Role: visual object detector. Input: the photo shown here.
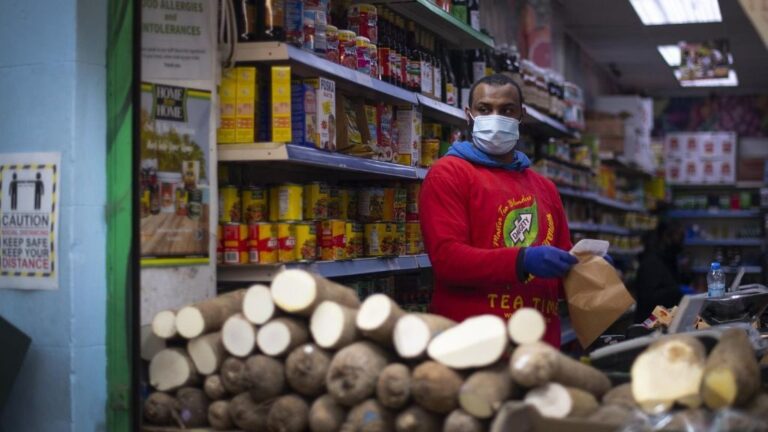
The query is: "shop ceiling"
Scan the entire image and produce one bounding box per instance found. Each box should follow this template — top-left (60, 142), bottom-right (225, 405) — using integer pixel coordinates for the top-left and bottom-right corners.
top-left (560, 0), bottom-right (768, 97)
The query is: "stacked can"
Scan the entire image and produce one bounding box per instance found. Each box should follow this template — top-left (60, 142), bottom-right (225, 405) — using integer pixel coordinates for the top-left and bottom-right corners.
top-left (406, 183), bottom-right (424, 254)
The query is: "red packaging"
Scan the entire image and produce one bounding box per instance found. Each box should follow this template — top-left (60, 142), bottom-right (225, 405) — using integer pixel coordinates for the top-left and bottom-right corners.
top-left (223, 223), bottom-right (248, 264)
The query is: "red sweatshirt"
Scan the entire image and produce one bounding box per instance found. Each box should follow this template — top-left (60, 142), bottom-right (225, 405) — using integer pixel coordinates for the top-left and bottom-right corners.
top-left (419, 155), bottom-right (572, 346)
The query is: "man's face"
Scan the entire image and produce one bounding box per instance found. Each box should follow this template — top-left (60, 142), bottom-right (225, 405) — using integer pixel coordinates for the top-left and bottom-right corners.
top-left (465, 83), bottom-right (524, 124)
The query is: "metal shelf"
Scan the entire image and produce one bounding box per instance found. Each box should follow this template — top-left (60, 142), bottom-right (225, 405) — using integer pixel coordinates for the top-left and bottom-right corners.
top-left (417, 94), bottom-right (466, 124)
top-left (524, 104), bottom-right (578, 139)
top-left (593, 195), bottom-right (646, 213)
top-left (218, 143), bottom-right (424, 180)
top-left (609, 248), bottom-right (643, 256)
top-left (568, 222), bottom-right (631, 236)
top-left (568, 222), bottom-right (600, 232)
top-left (692, 265), bottom-right (762, 274)
top-left (218, 254), bottom-right (432, 282)
top-left (684, 238), bottom-right (764, 247)
top-left (539, 155), bottom-right (595, 173)
top-left (667, 209), bottom-right (762, 219)
top-left (600, 156), bottom-right (653, 179)
top-left (557, 186), bottom-right (595, 201)
top-left (376, 0), bottom-right (494, 49)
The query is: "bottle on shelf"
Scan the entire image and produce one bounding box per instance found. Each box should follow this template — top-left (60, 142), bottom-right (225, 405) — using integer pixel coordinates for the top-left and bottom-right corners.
top-left (468, 0), bottom-right (481, 31)
top-left (388, 11), bottom-right (402, 88)
top-left (443, 48), bottom-right (458, 107)
top-left (460, 51), bottom-right (473, 108)
top-left (707, 262), bottom-right (725, 298)
top-left (407, 21), bottom-right (421, 93)
top-left (472, 49), bottom-right (486, 84)
top-left (484, 48), bottom-right (495, 77)
top-left (419, 30), bottom-right (434, 98)
top-left (432, 36), bottom-right (443, 102)
top-left (398, 17), bottom-right (410, 90)
top-left (451, 0), bottom-right (468, 25)
top-left (378, 9), bottom-right (392, 84)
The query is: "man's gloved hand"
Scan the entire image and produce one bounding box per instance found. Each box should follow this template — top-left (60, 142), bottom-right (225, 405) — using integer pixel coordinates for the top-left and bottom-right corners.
top-left (522, 246), bottom-right (578, 278)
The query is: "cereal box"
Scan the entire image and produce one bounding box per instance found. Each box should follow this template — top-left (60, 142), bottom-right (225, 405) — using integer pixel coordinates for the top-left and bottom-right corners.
top-left (395, 106), bottom-right (422, 166)
top-left (291, 80), bottom-right (316, 147)
top-left (218, 68), bottom-right (237, 144)
top-left (305, 77), bottom-right (336, 151)
top-left (271, 66), bottom-right (292, 143)
top-left (235, 67), bottom-right (257, 143)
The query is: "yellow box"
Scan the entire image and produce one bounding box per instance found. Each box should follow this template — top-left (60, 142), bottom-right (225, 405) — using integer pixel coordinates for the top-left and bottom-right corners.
top-left (218, 68), bottom-right (237, 144)
top-left (235, 67), bottom-right (257, 143)
top-left (271, 66), bottom-right (292, 143)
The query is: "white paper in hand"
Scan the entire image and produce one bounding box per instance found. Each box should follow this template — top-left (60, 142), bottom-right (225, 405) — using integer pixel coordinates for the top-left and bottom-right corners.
top-left (570, 239), bottom-right (609, 257)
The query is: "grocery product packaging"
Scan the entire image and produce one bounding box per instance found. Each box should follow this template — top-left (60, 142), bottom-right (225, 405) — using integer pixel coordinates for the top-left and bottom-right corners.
top-left (563, 239), bottom-right (635, 348)
top-left (395, 106), bottom-right (422, 166)
top-left (217, 68), bottom-right (237, 143)
top-left (336, 95), bottom-right (375, 157)
top-left (235, 67), bottom-right (258, 143)
top-left (291, 80), bottom-right (316, 148)
top-left (305, 77), bottom-right (336, 151)
top-left (271, 66), bottom-right (292, 143)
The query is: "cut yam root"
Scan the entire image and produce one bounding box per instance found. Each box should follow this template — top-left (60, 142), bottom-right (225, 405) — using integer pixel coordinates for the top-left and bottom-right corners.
top-left (524, 383), bottom-right (599, 419)
top-left (509, 341), bottom-right (611, 398)
top-left (203, 374), bottom-right (228, 401)
top-left (149, 348), bottom-right (199, 392)
top-left (208, 400), bottom-right (234, 430)
top-left (377, 363), bottom-right (412, 409)
top-left (631, 335), bottom-right (707, 414)
top-left (701, 328), bottom-right (760, 409)
top-left (411, 361), bottom-right (464, 415)
top-left (229, 392), bottom-right (270, 431)
top-left (309, 394), bottom-right (348, 432)
top-left (395, 405), bottom-right (441, 432)
top-left (443, 409), bottom-right (484, 432)
top-left (427, 315), bottom-right (508, 369)
top-left (271, 269), bottom-right (360, 316)
top-left (175, 289), bottom-right (246, 339)
top-left (187, 332), bottom-right (225, 375)
top-left (506, 308), bottom-right (546, 345)
top-left (220, 357), bottom-right (251, 395)
top-left (459, 364), bottom-right (514, 419)
top-left (257, 316), bottom-right (310, 357)
top-left (356, 293), bottom-right (405, 347)
top-left (151, 310), bottom-right (178, 340)
top-left (341, 399), bottom-right (394, 432)
top-left (285, 343), bottom-right (332, 397)
top-left (221, 313), bottom-right (258, 358)
top-left (267, 394), bottom-right (310, 432)
top-left (245, 354), bottom-right (286, 402)
top-left (310, 301), bottom-right (360, 350)
top-left (243, 283), bottom-right (278, 325)
top-left (326, 341), bottom-right (390, 406)
top-left (393, 313), bottom-right (456, 360)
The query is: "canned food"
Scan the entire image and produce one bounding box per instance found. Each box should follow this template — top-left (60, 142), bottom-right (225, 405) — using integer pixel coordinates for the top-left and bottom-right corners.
top-left (346, 222), bottom-right (364, 259)
top-left (223, 223), bottom-right (248, 265)
top-left (278, 223), bottom-right (297, 263)
top-left (242, 186), bottom-right (268, 223)
top-left (303, 182), bottom-right (329, 220)
top-left (396, 153), bottom-right (412, 166)
top-left (355, 36), bottom-right (372, 76)
top-left (188, 189), bottom-right (203, 220)
top-left (219, 185), bottom-right (241, 223)
top-left (368, 43), bottom-right (378, 79)
top-left (328, 186), bottom-right (340, 219)
top-left (319, 220), bottom-right (347, 261)
top-left (269, 183), bottom-right (303, 222)
top-left (394, 223), bottom-right (406, 256)
top-left (364, 223), bottom-right (394, 257)
top-left (394, 187), bottom-right (407, 223)
top-left (382, 187), bottom-right (395, 222)
top-left (405, 221), bottom-right (422, 254)
top-left (295, 222), bottom-right (318, 261)
top-left (325, 25), bottom-right (339, 63)
top-left (406, 183), bottom-right (420, 221)
top-left (421, 138), bottom-right (440, 167)
top-left (216, 224), bottom-right (223, 264)
top-left (248, 223), bottom-right (278, 264)
top-left (338, 30), bottom-right (357, 69)
top-left (337, 187), bottom-right (351, 220)
top-left (348, 3), bottom-right (378, 43)
top-left (358, 187), bottom-right (385, 222)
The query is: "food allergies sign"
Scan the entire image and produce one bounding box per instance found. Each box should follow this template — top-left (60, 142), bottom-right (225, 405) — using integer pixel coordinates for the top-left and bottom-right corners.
top-left (0, 152), bottom-right (59, 290)
top-left (141, 0), bottom-right (213, 81)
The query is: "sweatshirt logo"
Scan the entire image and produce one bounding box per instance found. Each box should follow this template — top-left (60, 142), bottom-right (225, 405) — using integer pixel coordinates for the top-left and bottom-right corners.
top-left (503, 202), bottom-right (538, 247)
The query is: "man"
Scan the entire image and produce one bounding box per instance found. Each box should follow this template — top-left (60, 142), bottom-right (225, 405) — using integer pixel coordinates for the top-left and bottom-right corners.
top-left (419, 73), bottom-right (576, 346)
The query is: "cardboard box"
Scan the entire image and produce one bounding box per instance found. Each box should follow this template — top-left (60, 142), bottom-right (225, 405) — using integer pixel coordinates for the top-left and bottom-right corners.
top-left (665, 135), bottom-right (682, 158)
top-left (291, 80), bottom-right (316, 148)
top-left (336, 95), bottom-right (370, 156)
top-left (364, 104), bottom-right (379, 151)
top-left (586, 112), bottom-right (625, 137)
top-left (305, 77), bottom-right (336, 151)
top-left (271, 66), bottom-right (292, 143)
top-left (377, 103), bottom-right (395, 162)
top-left (235, 67), bottom-right (257, 143)
top-left (598, 136), bottom-right (625, 154)
top-left (395, 106), bottom-right (422, 166)
top-left (594, 95), bottom-right (653, 133)
top-left (217, 68), bottom-right (237, 144)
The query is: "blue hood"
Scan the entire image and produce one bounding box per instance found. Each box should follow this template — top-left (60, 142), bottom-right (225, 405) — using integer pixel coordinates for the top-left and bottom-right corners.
top-left (445, 141), bottom-right (531, 171)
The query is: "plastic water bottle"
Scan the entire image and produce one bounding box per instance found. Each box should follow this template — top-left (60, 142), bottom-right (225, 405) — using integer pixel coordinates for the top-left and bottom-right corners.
top-left (707, 262), bottom-right (725, 298)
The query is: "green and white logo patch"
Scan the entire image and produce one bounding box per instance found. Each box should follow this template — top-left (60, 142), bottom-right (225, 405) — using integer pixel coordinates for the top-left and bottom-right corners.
top-left (503, 202), bottom-right (538, 247)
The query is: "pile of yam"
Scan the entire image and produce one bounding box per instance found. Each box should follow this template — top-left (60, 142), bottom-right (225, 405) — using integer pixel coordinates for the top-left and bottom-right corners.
top-left (143, 269), bottom-right (768, 430)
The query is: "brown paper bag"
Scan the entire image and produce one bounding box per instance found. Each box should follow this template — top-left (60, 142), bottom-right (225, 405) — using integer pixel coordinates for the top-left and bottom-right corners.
top-left (563, 254), bottom-right (635, 348)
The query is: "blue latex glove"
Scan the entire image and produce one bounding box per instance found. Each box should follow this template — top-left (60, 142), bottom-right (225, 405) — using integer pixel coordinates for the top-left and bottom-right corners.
top-left (603, 254), bottom-right (614, 266)
top-left (522, 246), bottom-right (578, 279)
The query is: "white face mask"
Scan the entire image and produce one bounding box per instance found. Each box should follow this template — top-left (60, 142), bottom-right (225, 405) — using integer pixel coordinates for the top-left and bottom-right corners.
top-left (469, 114), bottom-right (521, 155)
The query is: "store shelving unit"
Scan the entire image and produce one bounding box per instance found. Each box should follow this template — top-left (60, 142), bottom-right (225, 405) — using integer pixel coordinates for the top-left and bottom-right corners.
top-left (568, 222), bottom-right (631, 236)
top-left (524, 105), bottom-right (578, 139)
top-left (691, 265), bottom-right (762, 274)
top-left (556, 186), bottom-right (645, 213)
top-left (667, 209), bottom-right (762, 219)
top-left (684, 238), bottom-right (764, 247)
top-left (219, 254), bottom-right (433, 282)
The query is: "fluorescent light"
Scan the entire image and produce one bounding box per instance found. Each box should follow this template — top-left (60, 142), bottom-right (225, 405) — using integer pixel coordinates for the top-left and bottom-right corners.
top-left (658, 45), bottom-right (681, 66)
top-left (674, 69), bottom-right (739, 87)
top-left (630, 0), bottom-right (722, 25)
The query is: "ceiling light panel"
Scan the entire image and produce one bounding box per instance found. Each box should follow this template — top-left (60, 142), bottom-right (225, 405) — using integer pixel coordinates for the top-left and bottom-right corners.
top-left (658, 45), bottom-right (682, 66)
top-left (630, 0), bottom-right (722, 25)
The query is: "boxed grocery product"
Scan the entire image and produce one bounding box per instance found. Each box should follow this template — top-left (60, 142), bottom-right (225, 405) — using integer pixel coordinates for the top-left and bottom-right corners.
top-left (586, 112), bottom-right (624, 137)
top-left (305, 77), bottom-right (336, 151)
top-left (218, 68), bottom-right (237, 144)
top-left (376, 103), bottom-right (395, 162)
top-left (336, 95), bottom-right (374, 157)
top-left (291, 80), bottom-right (316, 148)
top-left (271, 66), bottom-right (292, 143)
top-left (235, 67), bottom-right (258, 143)
top-left (364, 104), bottom-right (380, 152)
top-left (395, 106), bottom-right (422, 166)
